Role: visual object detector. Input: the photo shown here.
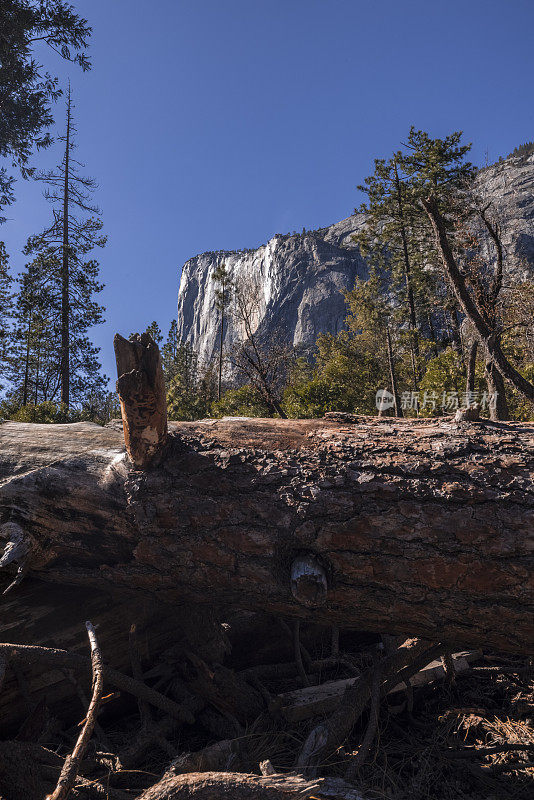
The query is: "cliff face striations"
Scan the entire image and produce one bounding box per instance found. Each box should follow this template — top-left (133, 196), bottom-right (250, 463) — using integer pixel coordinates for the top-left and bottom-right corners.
top-left (177, 153), bottom-right (534, 366)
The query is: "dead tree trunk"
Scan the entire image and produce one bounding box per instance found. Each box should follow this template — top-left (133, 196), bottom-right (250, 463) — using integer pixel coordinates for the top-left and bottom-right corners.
top-left (114, 332), bottom-right (168, 467)
top-left (385, 324), bottom-right (403, 417)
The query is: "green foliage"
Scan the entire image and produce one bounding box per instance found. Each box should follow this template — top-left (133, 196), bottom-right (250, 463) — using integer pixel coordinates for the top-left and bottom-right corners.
top-left (2, 400), bottom-right (75, 423)
top-left (283, 374), bottom-right (358, 418)
top-left (136, 321), bottom-right (163, 346)
top-left (507, 141), bottom-right (534, 161)
top-left (505, 364), bottom-right (534, 421)
top-left (161, 320), bottom-right (178, 385)
top-left (401, 128), bottom-right (476, 202)
top-left (211, 384), bottom-right (271, 418)
top-left (0, 1), bottom-right (91, 217)
top-left (417, 348), bottom-right (467, 415)
top-left (0, 391), bottom-right (119, 424)
top-left (167, 347), bottom-right (217, 421)
top-left (280, 268), bottom-right (425, 419)
top-left (10, 241), bottom-right (107, 406)
top-left (212, 262), bottom-right (233, 312)
top-left (355, 132), bottom-right (462, 380)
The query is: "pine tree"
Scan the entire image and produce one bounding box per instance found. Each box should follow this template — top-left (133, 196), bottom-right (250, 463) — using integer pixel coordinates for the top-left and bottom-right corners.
top-left (357, 153), bottom-right (431, 388)
top-left (161, 319), bottom-right (180, 387)
top-left (344, 269), bottom-right (408, 416)
top-left (0, 1), bottom-right (91, 218)
top-left (8, 250), bottom-right (55, 404)
top-left (0, 242), bottom-right (14, 387)
top-left (9, 243), bottom-right (105, 407)
top-left (166, 341), bottom-right (217, 421)
top-left (137, 321), bottom-right (163, 347)
top-left (26, 86), bottom-right (106, 407)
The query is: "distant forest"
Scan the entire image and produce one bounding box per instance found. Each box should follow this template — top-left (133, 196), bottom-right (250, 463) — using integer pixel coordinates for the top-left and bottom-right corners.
top-left (507, 141), bottom-right (534, 160)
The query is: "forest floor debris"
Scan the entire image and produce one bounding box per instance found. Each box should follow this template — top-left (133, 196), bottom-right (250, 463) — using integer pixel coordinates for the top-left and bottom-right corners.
top-left (0, 619), bottom-right (532, 799)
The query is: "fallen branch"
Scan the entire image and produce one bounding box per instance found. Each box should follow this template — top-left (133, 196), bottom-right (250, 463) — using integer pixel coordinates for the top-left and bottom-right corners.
top-left (0, 641), bottom-right (195, 724)
top-left (296, 639), bottom-right (444, 774)
top-left (345, 650), bottom-right (382, 778)
top-left (445, 743), bottom-right (534, 759)
top-left (47, 621), bottom-right (104, 800)
top-left (129, 622), bottom-right (152, 728)
top-left (277, 650), bottom-right (477, 723)
top-left (137, 770), bottom-right (369, 800)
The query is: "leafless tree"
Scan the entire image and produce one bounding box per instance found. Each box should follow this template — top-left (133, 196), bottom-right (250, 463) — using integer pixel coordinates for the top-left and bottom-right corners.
top-left (228, 276), bottom-right (293, 418)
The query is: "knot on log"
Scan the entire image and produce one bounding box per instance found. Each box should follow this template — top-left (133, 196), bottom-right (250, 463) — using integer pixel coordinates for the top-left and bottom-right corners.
top-left (290, 554), bottom-right (328, 608)
top-left (114, 333), bottom-right (168, 469)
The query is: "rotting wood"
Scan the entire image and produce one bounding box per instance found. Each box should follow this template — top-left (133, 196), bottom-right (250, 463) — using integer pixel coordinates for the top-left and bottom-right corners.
top-left (290, 553), bottom-right (328, 608)
top-left (114, 332), bottom-right (168, 467)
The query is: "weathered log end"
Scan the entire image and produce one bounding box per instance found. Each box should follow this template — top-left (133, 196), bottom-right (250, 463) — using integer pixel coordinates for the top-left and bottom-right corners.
top-left (114, 332), bottom-right (168, 468)
top-left (290, 554), bottom-right (328, 608)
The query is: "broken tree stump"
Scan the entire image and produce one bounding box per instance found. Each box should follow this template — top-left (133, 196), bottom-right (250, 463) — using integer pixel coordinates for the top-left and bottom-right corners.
top-left (114, 332), bottom-right (168, 468)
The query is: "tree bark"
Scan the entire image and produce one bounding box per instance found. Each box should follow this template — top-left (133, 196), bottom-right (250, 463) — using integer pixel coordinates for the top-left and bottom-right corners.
top-left (0, 416), bottom-right (532, 658)
top-left (385, 323), bottom-right (403, 417)
top-left (485, 350), bottom-right (509, 421)
top-left (466, 338), bottom-right (478, 396)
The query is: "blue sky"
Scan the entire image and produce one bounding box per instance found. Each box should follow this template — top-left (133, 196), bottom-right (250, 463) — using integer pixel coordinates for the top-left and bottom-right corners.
top-left (2, 0), bottom-right (533, 384)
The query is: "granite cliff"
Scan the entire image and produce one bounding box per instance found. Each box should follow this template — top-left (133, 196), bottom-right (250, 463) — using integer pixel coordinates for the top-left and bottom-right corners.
top-left (177, 153), bottom-right (534, 367)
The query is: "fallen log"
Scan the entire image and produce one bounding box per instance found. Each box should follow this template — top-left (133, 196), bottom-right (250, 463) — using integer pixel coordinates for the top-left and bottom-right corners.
top-left (1, 414), bottom-right (532, 658)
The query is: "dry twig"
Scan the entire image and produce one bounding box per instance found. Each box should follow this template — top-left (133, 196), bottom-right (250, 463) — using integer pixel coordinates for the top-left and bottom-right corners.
top-left (47, 621), bottom-right (104, 800)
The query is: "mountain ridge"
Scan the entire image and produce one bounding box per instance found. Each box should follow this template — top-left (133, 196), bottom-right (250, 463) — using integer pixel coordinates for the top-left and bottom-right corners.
top-left (177, 153), bottom-right (534, 368)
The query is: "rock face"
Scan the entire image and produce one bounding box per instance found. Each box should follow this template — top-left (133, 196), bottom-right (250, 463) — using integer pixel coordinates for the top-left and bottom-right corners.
top-left (177, 153), bottom-right (534, 367)
top-left (176, 226), bottom-right (369, 369)
top-left (475, 153), bottom-right (534, 279)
